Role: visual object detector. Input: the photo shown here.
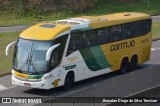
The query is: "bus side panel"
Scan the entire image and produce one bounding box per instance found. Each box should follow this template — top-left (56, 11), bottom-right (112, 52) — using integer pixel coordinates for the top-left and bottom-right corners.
top-left (141, 32), bottom-right (152, 63)
top-left (62, 51), bottom-right (90, 83)
top-left (79, 46), bottom-right (113, 78)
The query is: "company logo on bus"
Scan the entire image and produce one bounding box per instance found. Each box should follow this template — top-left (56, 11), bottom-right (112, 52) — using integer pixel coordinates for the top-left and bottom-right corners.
top-left (110, 40), bottom-right (135, 52)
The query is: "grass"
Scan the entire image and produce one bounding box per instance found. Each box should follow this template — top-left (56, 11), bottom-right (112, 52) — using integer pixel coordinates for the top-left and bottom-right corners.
top-left (0, 32), bottom-right (20, 74)
top-left (0, 11), bottom-right (75, 26)
top-left (0, 17), bottom-right (38, 27)
top-left (0, 0), bottom-right (160, 26)
top-left (0, 21), bottom-right (160, 74)
top-left (152, 21), bottom-right (160, 38)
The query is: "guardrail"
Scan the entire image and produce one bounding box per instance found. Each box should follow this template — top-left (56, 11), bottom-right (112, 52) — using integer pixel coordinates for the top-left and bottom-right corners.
top-left (36, 64), bottom-right (160, 106)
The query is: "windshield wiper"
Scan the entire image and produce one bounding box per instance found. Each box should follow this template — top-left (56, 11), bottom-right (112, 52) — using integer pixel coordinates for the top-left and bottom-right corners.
top-left (28, 41), bottom-right (40, 74)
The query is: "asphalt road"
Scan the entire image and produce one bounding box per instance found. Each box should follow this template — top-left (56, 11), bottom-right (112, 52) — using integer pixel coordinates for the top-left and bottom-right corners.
top-left (152, 15), bottom-right (160, 21)
top-left (0, 25), bottom-right (29, 33)
top-left (0, 15), bottom-right (160, 33)
top-left (0, 40), bottom-right (159, 106)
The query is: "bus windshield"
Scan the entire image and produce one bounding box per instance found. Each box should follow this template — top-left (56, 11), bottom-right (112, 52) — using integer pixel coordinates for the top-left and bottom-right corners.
top-left (13, 39), bottom-right (53, 74)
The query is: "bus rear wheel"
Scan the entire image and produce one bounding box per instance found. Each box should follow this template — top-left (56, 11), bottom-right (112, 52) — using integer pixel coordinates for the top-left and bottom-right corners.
top-left (120, 58), bottom-right (129, 74)
top-left (63, 73), bottom-right (74, 90)
top-left (129, 56), bottom-right (138, 71)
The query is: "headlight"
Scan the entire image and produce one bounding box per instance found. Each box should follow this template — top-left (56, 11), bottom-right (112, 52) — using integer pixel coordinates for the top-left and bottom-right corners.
top-left (42, 73), bottom-right (52, 80)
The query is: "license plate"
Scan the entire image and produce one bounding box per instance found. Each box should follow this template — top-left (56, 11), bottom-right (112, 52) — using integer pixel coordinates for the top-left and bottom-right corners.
top-left (24, 83), bottom-right (31, 87)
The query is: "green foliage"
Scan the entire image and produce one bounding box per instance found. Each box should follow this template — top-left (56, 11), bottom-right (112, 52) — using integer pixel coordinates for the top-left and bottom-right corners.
top-left (0, 32), bottom-right (19, 74)
top-left (85, 0), bottom-right (160, 15)
top-left (0, 0), bottom-right (160, 26)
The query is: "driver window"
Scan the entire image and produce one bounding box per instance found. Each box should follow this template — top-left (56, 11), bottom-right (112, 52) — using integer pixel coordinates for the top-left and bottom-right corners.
top-left (50, 48), bottom-right (59, 68)
top-left (50, 34), bottom-right (68, 69)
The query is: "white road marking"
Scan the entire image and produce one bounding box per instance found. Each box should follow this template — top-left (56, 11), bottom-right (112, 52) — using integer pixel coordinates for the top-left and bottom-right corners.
top-left (7, 86), bottom-right (16, 89)
top-left (151, 47), bottom-right (160, 51)
top-left (151, 48), bottom-right (156, 51)
top-left (0, 85), bottom-right (7, 91)
top-left (0, 85), bottom-right (16, 91)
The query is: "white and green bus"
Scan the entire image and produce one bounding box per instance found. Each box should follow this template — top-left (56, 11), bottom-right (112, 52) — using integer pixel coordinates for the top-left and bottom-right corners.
top-left (6, 12), bottom-right (152, 89)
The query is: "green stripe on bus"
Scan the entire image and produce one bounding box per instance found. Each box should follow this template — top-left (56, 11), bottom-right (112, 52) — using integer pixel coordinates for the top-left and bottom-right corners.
top-left (80, 46), bottom-right (111, 71)
top-left (28, 75), bottom-right (43, 79)
top-left (80, 48), bottom-right (102, 71)
top-left (90, 46), bottom-right (111, 69)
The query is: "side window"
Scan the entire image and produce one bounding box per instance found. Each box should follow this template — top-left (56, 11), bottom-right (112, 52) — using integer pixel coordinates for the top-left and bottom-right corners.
top-left (67, 33), bottom-right (82, 55)
top-left (121, 23), bottom-right (134, 39)
top-left (143, 19), bottom-right (152, 35)
top-left (134, 21), bottom-right (144, 37)
top-left (50, 34), bottom-right (68, 68)
top-left (50, 48), bottom-right (59, 68)
top-left (96, 27), bottom-right (110, 45)
top-left (110, 25), bottom-right (121, 42)
top-left (82, 30), bottom-right (96, 48)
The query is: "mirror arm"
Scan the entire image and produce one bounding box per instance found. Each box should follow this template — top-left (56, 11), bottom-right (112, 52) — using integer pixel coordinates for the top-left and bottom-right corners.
top-left (46, 43), bottom-right (60, 61)
top-left (6, 41), bottom-right (17, 56)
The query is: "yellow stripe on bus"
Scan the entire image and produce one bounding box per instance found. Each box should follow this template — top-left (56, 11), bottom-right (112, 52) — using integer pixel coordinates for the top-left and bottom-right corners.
top-left (14, 70), bottom-right (29, 79)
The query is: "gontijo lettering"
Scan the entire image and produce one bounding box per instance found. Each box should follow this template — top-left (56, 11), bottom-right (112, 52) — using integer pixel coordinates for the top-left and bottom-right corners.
top-left (110, 40), bottom-right (135, 52)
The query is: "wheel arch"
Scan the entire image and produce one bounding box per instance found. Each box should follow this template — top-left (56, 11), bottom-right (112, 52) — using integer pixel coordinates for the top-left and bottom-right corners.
top-left (121, 56), bottom-right (129, 63)
top-left (66, 71), bottom-right (75, 82)
top-left (130, 54), bottom-right (138, 63)
top-left (62, 70), bottom-right (75, 85)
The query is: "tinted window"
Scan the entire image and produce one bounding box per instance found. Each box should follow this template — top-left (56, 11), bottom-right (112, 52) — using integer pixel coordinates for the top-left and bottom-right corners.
top-left (110, 25), bottom-right (121, 42)
top-left (96, 27), bottom-right (110, 44)
top-left (67, 33), bottom-right (82, 55)
top-left (134, 21), bottom-right (144, 37)
top-left (144, 19), bottom-right (152, 34)
top-left (66, 19), bottom-right (151, 56)
top-left (82, 30), bottom-right (96, 48)
top-left (121, 23), bottom-right (134, 39)
top-left (50, 35), bottom-right (68, 69)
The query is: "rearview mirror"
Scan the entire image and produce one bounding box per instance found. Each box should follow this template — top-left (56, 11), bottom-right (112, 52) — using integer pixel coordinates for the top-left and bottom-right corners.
top-left (46, 43), bottom-right (60, 61)
top-left (6, 41), bottom-right (17, 56)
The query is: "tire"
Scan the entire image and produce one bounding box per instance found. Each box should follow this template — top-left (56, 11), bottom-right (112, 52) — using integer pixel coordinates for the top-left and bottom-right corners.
top-left (129, 56), bottom-right (137, 71)
top-left (120, 58), bottom-right (129, 74)
top-left (63, 73), bottom-right (74, 90)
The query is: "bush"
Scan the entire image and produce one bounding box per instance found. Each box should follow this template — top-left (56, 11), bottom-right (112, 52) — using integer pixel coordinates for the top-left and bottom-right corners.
top-left (0, 0), bottom-right (100, 15)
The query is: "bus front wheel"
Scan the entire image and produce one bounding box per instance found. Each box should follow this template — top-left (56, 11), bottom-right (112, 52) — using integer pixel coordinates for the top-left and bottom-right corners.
top-left (120, 58), bottom-right (129, 74)
top-left (63, 73), bottom-right (74, 90)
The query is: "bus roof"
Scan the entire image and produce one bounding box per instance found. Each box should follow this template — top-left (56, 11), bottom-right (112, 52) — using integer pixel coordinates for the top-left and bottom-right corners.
top-left (20, 12), bottom-right (151, 40)
top-left (20, 22), bottom-right (71, 40)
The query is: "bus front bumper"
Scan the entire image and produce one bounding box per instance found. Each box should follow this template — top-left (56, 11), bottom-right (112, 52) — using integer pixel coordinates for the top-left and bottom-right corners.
top-left (12, 75), bottom-right (53, 89)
